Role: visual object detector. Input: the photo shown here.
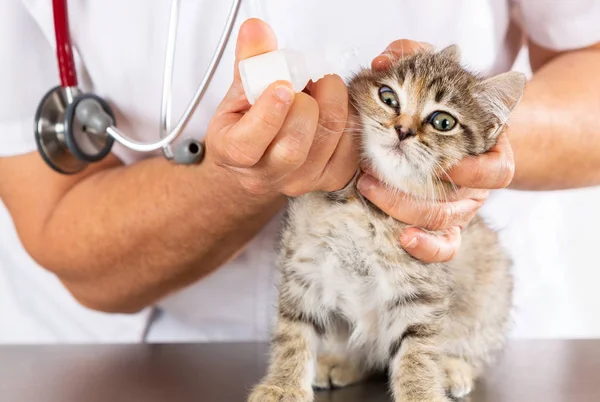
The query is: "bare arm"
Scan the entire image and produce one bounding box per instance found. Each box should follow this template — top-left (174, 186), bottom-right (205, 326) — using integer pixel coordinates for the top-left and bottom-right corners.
top-left (508, 41), bottom-right (600, 190)
top-left (0, 152), bottom-right (283, 313)
top-left (0, 19), bottom-right (356, 314)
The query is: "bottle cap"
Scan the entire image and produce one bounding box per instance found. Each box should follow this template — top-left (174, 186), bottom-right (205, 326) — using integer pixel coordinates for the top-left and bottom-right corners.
top-left (238, 47), bottom-right (361, 105)
top-left (239, 50), bottom-right (292, 105)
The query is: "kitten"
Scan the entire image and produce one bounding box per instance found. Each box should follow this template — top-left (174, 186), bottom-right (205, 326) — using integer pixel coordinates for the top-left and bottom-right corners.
top-left (248, 45), bottom-right (526, 402)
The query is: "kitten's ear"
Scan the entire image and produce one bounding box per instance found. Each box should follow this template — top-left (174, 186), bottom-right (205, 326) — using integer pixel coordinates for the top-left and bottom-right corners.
top-left (476, 71), bottom-right (527, 137)
top-left (438, 45), bottom-right (461, 62)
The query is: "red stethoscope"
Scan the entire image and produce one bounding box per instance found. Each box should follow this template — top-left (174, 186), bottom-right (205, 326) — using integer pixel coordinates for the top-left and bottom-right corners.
top-left (34, 0), bottom-right (242, 174)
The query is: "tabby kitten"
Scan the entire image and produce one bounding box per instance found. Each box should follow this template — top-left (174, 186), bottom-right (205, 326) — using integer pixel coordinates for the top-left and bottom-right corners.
top-left (248, 45), bottom-right (526, 402)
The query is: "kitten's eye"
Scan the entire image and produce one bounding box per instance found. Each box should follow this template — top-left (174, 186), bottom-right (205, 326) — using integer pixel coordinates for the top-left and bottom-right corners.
top-left (428, 111), bottom-right (457, 131)
top-left (378, 86), bottom-right (399, 110)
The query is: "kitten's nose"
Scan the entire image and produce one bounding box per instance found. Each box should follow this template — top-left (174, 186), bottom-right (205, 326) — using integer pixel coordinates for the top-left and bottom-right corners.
top-left (395, 125), bottom-right (416, 142)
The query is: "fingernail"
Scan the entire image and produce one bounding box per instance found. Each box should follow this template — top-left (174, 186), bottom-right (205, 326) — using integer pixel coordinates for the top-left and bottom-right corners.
top-left (274, 85), bottom-right (294, 102)
top-left (402, 235), bottom-right (419, 249)
top-left (357, 174), bottom-right (376, 193)
top-left (373, 58), bottom-right (388, 69)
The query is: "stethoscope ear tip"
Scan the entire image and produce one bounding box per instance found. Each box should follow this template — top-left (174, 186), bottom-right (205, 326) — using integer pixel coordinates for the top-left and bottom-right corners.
top-left (171, 138), bottom-right (205, 165)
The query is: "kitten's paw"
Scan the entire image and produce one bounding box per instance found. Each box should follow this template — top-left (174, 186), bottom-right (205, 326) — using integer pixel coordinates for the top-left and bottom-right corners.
top-left (312, 354), bottom-right (367, 389)
top-left (248, 383), bottom-right (312, 402)
top-left (443, 357), bottom-right (474, 399)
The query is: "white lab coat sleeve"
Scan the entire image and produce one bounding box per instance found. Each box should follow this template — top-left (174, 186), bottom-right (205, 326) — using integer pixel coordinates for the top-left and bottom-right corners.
top-left (515, 0), bottom-right (600, 51)
top-left (0, 0), bottom-right (57, 157)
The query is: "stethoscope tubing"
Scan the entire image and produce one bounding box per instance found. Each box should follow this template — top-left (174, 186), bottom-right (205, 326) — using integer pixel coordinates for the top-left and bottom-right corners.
top-left (159, 0), bottom-right (242, 155)
top-left (50, 0), bottom-right (242, 155)
top-left (52, 0), bottom-right (77, 88)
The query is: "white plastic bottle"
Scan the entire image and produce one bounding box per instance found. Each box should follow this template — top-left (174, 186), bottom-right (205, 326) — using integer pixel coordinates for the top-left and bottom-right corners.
top-left (239, 48), bottom-right (359, 104)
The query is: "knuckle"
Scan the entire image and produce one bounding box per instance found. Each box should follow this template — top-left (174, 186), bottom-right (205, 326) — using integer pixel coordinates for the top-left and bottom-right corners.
top-left (272, 141), bottom-right (309, 167)
top-left (224, 143), bottom-right (262, 167)
top-left (252, 106), bottom-right (283, 133)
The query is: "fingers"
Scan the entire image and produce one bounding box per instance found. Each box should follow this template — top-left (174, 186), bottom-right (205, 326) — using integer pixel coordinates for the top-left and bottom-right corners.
top-left (360, 163), bottom-right (489, 203)
top-left (281, 75), bottom-right (351, 191)
top-left (308, 74), bottom-right (349, 161)
top-left (215, 81), bottom-right (295, 168)
top-left (317, 128), bottom-right (360, 192)
top-left (371, 40), bottom-right (434, 71)
top-left (219, 18), bottom-right (279, 113)
top-left (446, 133), bottom-right (515, 189)
top-left (399, 227), bottom-right (461, 263)
top-left (234, 19), bottom-right (278, 79)
top-left (208, 20), bottom-right (359, 197)
top-left (252, 92), bottom-right (320, 185)
top-left (357, 174), bottom-right (484, 230)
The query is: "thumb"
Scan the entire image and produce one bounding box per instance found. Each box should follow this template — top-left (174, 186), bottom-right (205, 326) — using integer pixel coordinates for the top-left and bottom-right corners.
top-left (234, 18), bottom-right (278, 82)
top-left (219, 18), bottom-right (278, 113)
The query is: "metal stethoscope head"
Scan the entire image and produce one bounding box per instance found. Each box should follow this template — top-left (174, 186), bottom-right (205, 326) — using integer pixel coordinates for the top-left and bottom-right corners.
top-left (35, 0), bottom-right (242, 174)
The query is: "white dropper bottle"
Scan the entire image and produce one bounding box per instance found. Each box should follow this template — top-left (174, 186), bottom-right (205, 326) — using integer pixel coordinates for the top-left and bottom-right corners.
top-left (239, 47), bottom-right (359, 104)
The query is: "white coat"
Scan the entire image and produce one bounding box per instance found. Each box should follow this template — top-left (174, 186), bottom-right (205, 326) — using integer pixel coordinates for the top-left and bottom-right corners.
top-left (1, 0), bottom-right (600, 343)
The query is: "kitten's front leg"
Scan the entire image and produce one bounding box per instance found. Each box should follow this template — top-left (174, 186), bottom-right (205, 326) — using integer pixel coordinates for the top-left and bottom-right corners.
top-left (248, 315), bottom-right (318, 402)
top-left (389, 324), bottom-right (450, 402)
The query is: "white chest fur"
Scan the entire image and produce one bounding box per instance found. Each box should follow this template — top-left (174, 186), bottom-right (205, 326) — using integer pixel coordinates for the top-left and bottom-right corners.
top-left (280, 192), bottom-right (446, 367)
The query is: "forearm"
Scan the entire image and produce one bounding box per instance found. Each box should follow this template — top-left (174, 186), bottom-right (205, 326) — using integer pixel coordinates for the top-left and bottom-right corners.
top-left (508, 46), bottom-right (600, 190)
top-left (37, 156), bottom-right (284, 312)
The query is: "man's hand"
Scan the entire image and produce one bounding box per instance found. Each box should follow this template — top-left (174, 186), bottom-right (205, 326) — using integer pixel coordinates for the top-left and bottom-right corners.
top-left (205, 19), bottom-right (358, 197)
top-left (357, 40), bottom-right (516, 263)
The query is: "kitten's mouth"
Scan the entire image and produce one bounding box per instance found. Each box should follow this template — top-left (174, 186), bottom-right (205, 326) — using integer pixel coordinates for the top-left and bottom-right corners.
top-left (385, 142), bottom-right (406, 157)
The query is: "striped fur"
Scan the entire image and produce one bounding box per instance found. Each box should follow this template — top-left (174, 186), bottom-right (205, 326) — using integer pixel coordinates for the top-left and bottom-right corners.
top-left (248, 46), bottom-right (525, 402)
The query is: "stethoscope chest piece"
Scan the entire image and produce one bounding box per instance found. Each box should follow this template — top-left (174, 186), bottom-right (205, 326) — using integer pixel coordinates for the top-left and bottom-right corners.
top-left (37, 0), bottom-right (241, 173)
top-left (35, 86), bottom-right (85, 174)
top-left (34, 86), bottom-right (115, 174)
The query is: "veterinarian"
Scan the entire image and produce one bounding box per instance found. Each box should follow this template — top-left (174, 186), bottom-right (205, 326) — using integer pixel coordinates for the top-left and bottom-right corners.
top-left (1, 1), bottom-right (599, 343)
